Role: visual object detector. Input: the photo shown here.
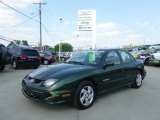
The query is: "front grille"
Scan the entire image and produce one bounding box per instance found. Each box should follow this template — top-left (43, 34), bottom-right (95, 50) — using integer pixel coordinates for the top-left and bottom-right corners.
top-left (23, 89), bottom-right (41, 99)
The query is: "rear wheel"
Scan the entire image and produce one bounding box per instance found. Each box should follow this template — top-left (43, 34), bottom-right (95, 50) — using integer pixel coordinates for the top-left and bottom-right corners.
top-left (12, 60), bottom-right (19, 69)
top-left (61, 58), bottom-right (65, 61)
top-left (0, 63), bottom-right (5, 71)
top-left (43, 60), bottom-right (49, 65)
top-left (131, 73), bottom-right (142, 88)
top-left (74, 81), bottom-right (96, 110)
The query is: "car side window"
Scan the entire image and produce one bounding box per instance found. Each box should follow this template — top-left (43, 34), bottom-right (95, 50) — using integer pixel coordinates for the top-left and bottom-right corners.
top-left (105, 51), bottom-right (121, 65)
top-left (119, 50), bottom-right (134, 63)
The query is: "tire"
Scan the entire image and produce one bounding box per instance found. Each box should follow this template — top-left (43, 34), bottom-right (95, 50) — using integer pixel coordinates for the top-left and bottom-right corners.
top-left (12, 60), bottom-right (19, 69)
top-left (74, 81), bottom-right (96, 110)
top-left (61, 58), bottom-right (65, 61)
top-left (131, 73), bottom-right (143, 88)
top-left (43, 60), bottom-right (49, 65)
top-left (1, 53), bottom-right (7, 64)
top-left (0, 63), bottom-right (5, 71)
top-left (144, 58), bottom-right (150, 66)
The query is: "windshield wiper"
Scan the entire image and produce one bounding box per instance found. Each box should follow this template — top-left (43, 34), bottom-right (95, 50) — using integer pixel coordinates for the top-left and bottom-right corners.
top-left (68, 61), bottom-right (84, 65)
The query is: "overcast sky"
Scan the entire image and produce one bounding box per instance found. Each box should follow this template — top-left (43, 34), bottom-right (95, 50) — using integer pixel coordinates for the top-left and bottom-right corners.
top-left (0, 0), bottom-right (160, 49)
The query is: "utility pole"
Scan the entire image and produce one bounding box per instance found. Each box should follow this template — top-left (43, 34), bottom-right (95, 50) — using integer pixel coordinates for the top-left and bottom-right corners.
top-left (34, 2), bottom-right (46, 51)
top-left (58, 18), bottom-right (63, 62)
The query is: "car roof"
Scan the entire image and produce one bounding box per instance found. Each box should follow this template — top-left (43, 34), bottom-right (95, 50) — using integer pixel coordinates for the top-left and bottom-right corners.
top-left (14, 44), bottom-right (35, 50)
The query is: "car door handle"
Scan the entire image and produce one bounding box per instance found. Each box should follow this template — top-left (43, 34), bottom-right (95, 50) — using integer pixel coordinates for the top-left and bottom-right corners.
top-left (102, 79), bottom-right (110, 82)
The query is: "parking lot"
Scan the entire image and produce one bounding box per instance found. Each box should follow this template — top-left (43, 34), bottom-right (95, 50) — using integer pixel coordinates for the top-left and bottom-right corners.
top-left (0, 65), bottom-right (160, 120)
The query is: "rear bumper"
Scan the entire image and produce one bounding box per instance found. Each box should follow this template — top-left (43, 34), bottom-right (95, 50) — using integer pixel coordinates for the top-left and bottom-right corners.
top-left (18, 61), bottom-right (40, 67)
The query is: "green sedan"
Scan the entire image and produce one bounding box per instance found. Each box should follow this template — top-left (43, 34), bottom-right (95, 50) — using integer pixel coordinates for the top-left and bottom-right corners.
top-left (22, 49), bottom-right (146, 110)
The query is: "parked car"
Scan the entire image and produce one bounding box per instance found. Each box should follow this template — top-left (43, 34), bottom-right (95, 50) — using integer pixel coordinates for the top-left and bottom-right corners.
top-left (135, 50), bottom-right (150, 65)
top-left (0, 44), bottom-right (11, 71)
top-left (39, 51), bottom-right (55, 65)
top-left (9, 44), bottom-right (41, 69)
top-left (130, 51), bottom-right (140, 59)
top-left (22, 49), bottom-right (146, 110)
top-left (147, 49), bottom-right (160, 65)
top-left (56, 52), bottom-right (70, 61)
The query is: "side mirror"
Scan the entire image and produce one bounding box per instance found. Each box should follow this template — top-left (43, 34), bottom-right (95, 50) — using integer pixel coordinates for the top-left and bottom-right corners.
top-left (103, 61), bottom-right (114, 69)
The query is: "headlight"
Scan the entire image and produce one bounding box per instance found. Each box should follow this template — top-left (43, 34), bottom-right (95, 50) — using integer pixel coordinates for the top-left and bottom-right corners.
top-left (43, 79), bottom-right (58, 87)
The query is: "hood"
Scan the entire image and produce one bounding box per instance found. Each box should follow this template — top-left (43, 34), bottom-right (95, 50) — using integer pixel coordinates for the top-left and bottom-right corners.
top-left (28, 63), bottom-right (96, 80)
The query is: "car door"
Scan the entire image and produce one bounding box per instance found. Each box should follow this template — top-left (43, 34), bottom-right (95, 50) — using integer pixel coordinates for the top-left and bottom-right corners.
top-left (99, 50), bottom-right (125, 92)
top-left (118, 50), bottom-right (137, 84)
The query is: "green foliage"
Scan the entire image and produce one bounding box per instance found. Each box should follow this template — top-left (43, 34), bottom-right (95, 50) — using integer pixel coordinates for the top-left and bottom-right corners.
top-left (22, 40), bottom-right (29, 46)
top-left (43, 45), bottom-right (54, 52)
top-left (15, 40), bottom-right (21, 45)
top-left (54, 43), bottom-right (73, 52)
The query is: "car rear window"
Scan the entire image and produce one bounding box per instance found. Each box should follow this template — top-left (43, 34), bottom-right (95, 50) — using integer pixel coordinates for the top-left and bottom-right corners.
top-left (22, 50), bottom-right (39, 56)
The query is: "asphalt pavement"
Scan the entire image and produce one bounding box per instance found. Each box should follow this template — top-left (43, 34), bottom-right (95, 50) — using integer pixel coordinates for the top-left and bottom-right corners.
top-left (0, 65), bottom-right (160, 120)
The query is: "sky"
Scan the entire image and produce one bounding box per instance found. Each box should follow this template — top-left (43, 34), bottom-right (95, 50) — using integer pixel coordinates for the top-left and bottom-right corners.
top-left (0, 0), bottom-right (160, 49)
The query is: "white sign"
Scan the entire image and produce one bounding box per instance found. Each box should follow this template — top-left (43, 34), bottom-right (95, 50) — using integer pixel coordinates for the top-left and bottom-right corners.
top-left (78, 10), bottom-right (96, 31)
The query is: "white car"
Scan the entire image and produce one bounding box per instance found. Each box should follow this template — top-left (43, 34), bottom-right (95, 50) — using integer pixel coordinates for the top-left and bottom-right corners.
top-left (148, 50), bottom-right (160, 65)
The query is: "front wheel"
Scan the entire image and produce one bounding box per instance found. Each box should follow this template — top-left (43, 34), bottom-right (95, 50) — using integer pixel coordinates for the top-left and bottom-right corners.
top-left (74, 81), bottom-right (96, 110)
top-left (131, 73), bottom-right (143, 88)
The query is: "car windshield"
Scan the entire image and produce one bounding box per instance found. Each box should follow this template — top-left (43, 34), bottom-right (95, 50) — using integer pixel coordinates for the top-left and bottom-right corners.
top-left (66, 50), bottom-right (105, 65)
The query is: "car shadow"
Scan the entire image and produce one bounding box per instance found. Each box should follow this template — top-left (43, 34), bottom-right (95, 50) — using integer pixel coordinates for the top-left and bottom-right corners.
top-left (25, 99), bottom-right (77, 111)
top-left (95, 86), bottom-right (131, 103)
top-left (23, 86), bottom-right (132, 111)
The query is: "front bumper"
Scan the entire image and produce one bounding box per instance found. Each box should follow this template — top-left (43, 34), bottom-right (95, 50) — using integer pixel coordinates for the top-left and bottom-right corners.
top-left (149, 59), bottom-right (160, 65)
top-left (22, 82), bottom-right (72, 104)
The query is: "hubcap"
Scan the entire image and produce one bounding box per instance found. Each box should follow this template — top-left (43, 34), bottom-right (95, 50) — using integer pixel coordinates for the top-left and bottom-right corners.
top-left (44, 60), bottom-right (48, 65)
top-left (13, 61), bottom-right (16, 68)
top-left (80, 86), bottom-right (94, 106)
top-left (136, 74), bottom-right (142, 86)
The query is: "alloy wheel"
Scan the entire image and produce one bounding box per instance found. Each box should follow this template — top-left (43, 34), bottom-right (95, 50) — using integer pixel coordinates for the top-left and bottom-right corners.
top-left (136, 74), bottom-right (142, 86)
top-left (80, 86), bottom-right (94, 106)
top-left (44, 60), bottom-right (48, 65)
top-left (12, 61), bottom-right (17, 69)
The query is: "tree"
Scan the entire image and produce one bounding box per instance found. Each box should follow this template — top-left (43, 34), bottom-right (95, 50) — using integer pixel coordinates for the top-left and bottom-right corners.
top-left (22, 40), bottom-right (29, 46)
top-left (14, 40), bottom-right (21, 45)
top-left (43, 45), bottom-right (53, 53)
top-left (54, 43), bottom-right (73, 52)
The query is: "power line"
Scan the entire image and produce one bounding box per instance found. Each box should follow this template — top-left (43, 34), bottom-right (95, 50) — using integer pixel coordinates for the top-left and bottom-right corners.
top-left (0, 14), bottom-right (38, 28)
top-left (0, 35), bottom-right (21, 41)
top-left (0, 37), bottom-right (11, 42)
top-left (0, 1), bottom-right (40, 23)
top-left (0, 1), bottom-right (54, 46)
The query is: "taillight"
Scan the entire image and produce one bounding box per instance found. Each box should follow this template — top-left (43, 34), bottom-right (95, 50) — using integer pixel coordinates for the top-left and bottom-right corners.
top-left (19, 56), bottom-right (28, 59)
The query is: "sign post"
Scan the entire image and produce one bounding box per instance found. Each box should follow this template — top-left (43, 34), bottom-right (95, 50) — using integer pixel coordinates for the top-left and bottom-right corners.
top-left (78, 9), bottom-right (96, 49)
